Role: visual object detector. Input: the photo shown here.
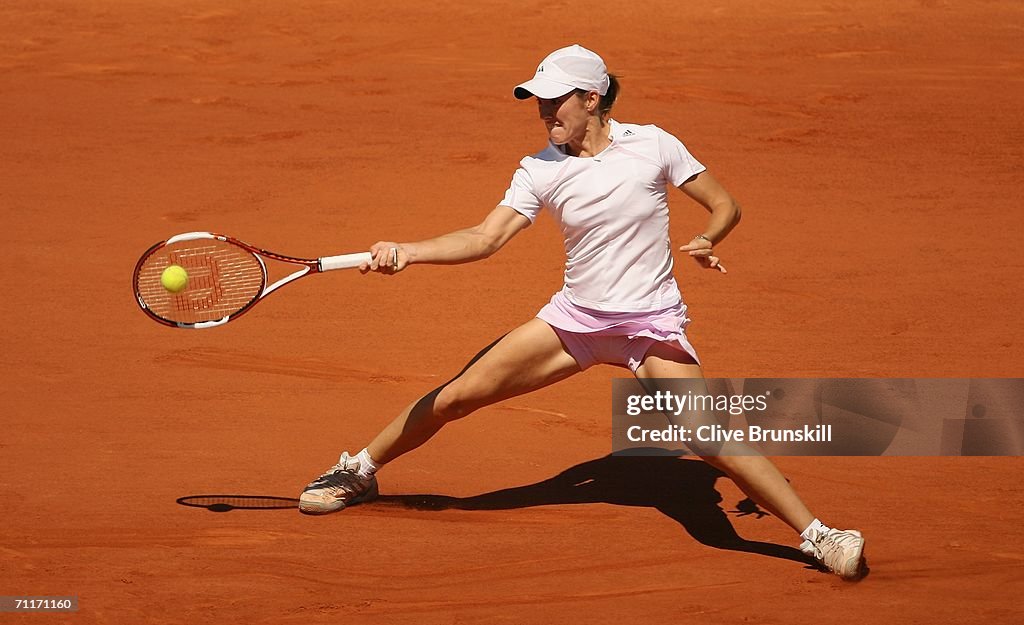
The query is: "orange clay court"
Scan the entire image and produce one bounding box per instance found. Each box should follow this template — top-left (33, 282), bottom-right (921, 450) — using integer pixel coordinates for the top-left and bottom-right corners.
top-left (1, 0), bottom-right (1022, 623)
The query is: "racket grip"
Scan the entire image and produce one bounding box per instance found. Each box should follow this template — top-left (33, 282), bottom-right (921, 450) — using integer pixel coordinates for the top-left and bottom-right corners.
top-left (319, 252), bottom-right (373, 271)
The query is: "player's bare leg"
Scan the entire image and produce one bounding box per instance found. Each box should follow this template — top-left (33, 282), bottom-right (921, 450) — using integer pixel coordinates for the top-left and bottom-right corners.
top-left (367, 318), bottom-right (581, 462)
top-left (634, 342), bottom-right (865, 579)
top-left (300, 318), bottom-right (580, 513)
top-left (634, 342), bottom-right (814, 532)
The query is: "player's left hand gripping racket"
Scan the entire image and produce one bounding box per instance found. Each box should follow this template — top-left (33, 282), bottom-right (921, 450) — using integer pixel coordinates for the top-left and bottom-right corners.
top-left (133, 231), bottom-right (371, 329)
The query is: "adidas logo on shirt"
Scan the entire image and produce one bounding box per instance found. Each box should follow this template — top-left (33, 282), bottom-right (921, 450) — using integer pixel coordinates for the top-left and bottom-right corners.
top-left (622, 129), bottom-right (635, 136)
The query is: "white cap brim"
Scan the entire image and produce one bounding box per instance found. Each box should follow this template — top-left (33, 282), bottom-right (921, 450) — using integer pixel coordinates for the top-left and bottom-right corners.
top-left (513, 77), bottom-right (576, 100)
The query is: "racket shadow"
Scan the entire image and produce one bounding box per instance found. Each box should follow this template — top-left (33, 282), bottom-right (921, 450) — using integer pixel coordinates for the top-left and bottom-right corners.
top-left (176, 495), bottom-right (300, 513)
top-left (375, 453), bottom-right (820, 570)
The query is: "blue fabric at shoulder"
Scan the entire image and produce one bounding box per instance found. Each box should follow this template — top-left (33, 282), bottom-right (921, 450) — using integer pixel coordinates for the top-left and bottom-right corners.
top-left (528, 143), bottom-right (570, 164)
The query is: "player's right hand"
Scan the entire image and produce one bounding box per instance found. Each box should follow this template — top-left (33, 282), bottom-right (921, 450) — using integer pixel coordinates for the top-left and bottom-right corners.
top-left (363, 241), bottom-right (407, 275)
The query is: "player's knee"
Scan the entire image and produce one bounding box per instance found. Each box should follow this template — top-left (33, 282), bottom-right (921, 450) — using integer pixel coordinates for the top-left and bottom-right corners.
top-left (697, 453), bottom-right (727, 470)
top-left (686, 439), bottom-right (728, 459)
top-left (433, 385), bottom-right (477, 422)
top-left (696, 451), bottom-right (748, 473)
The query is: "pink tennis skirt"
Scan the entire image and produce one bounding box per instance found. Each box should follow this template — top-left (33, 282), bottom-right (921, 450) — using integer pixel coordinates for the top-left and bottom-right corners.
top-left (536, 289), bottom-right (700, 371)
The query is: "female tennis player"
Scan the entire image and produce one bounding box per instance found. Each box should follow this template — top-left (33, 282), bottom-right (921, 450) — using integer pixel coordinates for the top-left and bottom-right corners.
top-left (300, 45), bottom-right (866, 580)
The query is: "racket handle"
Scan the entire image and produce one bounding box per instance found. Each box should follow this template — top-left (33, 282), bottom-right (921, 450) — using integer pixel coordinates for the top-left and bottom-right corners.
top-left (319, 252), bottom-right (373, 271)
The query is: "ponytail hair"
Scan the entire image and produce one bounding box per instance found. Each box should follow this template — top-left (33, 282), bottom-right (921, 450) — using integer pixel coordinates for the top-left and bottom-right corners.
top-left (598, 74), bottom-right (620, 117)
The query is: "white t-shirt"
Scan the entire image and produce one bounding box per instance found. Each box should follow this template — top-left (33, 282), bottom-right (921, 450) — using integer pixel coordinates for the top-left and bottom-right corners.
top-left (500, 119), bottom-right (706, 312)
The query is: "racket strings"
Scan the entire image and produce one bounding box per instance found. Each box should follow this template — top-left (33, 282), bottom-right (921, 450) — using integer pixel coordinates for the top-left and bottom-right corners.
top-left (135, 240), bottom-right (265, 324)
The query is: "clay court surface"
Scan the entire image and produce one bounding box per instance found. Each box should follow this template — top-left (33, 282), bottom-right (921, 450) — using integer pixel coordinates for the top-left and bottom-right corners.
top-left (2, 0), bottom-right (1022, 622)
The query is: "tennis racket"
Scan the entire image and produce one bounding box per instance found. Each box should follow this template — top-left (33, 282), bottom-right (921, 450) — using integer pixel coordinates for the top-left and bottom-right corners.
top-left (133, 231), bottom-right (371, 329)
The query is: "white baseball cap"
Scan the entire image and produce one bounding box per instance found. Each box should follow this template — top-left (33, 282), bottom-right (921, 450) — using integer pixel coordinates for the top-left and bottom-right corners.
top-left (513, 44), bottom-right (610, 100)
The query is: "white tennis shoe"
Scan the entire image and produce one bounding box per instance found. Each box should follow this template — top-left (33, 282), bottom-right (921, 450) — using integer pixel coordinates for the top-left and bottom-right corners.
top-left (299, 452), bottom-right (379, 514)
top-left (801, 528), bottom-right (866, 580)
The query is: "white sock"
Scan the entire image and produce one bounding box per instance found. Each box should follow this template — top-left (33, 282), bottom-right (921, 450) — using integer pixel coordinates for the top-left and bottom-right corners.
top-left (800, 518), bottom-right (831, 541)
top-left (355, 448), bottom-right (381, 478)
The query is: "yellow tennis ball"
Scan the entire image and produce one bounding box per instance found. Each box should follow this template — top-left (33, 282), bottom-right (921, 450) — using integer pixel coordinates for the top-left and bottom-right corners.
top-left (161, 264), bottom-right (189, 293)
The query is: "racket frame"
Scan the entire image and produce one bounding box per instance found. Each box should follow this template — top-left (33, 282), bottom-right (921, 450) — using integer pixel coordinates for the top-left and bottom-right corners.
top-left (133, 231), bottom-right (370, 329)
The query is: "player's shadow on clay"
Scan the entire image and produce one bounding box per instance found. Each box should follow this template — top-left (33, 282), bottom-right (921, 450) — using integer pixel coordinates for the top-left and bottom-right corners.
top-left (174, 455), bottom-right (821, 570)
top-left (378, 453), bottom-right (819, 569)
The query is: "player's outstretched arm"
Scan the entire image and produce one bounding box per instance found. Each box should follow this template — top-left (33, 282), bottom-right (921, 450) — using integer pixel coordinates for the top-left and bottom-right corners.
top-left (361, 205), bottom-right (530, 274)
